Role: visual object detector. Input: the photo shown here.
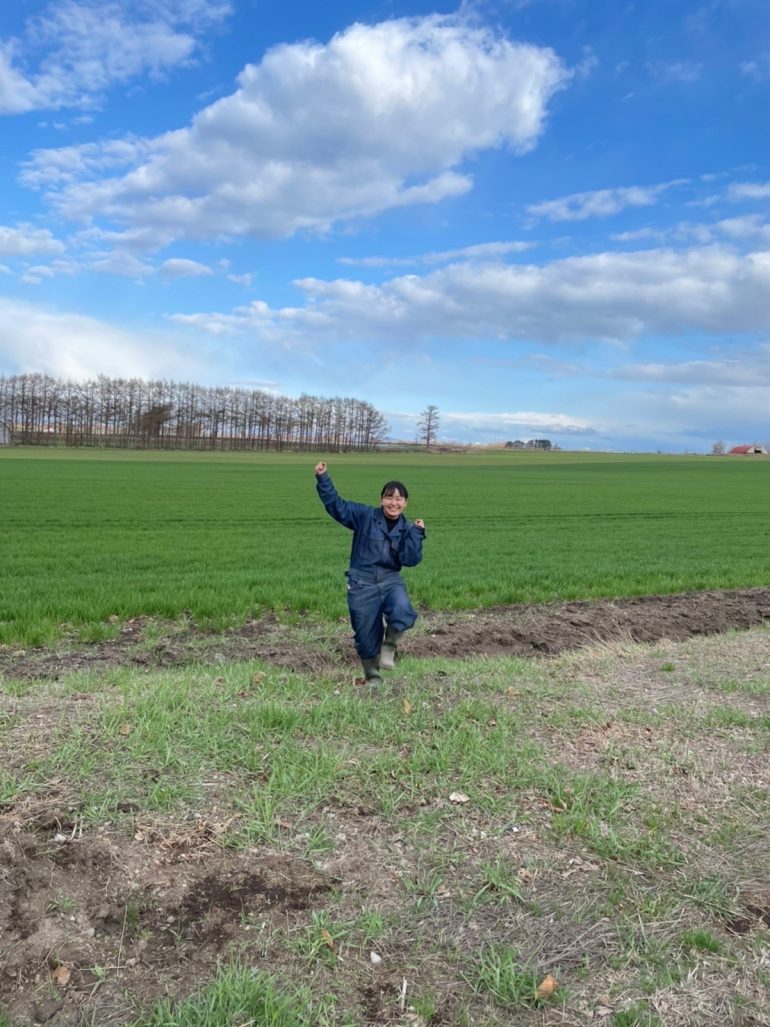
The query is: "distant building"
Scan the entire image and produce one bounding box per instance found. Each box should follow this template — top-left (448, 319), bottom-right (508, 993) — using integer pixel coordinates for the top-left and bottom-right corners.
top-left (729, 443), bottom-right (768, 455)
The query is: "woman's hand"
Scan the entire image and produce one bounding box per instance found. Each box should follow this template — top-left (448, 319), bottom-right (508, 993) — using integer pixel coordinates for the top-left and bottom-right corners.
top-left (314, 461), bottom-right (327, 475)
top-left (414, 518), bottom-right (425, 529)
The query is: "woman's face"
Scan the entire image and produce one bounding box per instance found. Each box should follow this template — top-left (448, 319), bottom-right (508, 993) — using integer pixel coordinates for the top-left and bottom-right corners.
top-left (380, 490), bottom-right (407, 519)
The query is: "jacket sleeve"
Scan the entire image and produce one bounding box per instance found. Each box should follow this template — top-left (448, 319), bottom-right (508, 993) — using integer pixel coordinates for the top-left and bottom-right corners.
top-left (315, 472), bottom-right (368, 530)
top-left (399, 523), bottom-right (425, 567)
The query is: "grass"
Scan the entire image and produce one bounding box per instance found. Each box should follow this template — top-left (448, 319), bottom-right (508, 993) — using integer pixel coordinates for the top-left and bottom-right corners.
top-left (127, 964), bottom-right (342, 1026)
top-left (472, 945), bottom-right (549, 1008)
top-left (1, 627), bottom-right (768, 1025)
top-left (1, 446), bottom-right (769, 1025)
top-left (2, 447), bottom-right (770, 643)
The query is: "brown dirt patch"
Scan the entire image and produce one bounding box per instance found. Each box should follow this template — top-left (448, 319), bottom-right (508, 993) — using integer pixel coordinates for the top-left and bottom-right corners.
top-left (0, 823), bottom-right (335, 1026)
top-left (1, 586), bottom-right (769, 681)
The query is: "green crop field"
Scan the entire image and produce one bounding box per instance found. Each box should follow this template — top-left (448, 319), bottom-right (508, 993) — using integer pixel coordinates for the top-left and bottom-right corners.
top-left (2, 446), bottom-right (769, 644)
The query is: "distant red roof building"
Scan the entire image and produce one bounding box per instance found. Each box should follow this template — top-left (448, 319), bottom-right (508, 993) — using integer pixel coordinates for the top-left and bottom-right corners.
top-left (729, 444), bottom-right (768, 455)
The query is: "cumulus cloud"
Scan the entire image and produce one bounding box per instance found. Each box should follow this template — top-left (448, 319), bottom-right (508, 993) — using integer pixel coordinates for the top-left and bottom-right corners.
top-left (25, 16), bottom-right (569, 244)
top-left (0, 223), bottom-right (65, 257)
top-left (0, 0), bottom-right (231, 115)
top-left (528, 180), bottom-right (686, 222)
top-left (169, 244), bottom-right (770, 346)
top-left (0, 297), bottom-right (218, 380)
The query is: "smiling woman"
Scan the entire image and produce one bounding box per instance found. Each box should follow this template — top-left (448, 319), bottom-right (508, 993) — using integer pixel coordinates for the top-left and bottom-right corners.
top-left (314, 461), bottom-right (426, 683)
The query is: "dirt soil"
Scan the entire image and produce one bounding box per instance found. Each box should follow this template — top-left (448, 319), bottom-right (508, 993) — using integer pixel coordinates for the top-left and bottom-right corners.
top-left (2, 586), bottom-right (770, 680)
top-left (2, 589), bottom-right (770, 1026)
top-left (0, 826), bottom-right (337, 1026)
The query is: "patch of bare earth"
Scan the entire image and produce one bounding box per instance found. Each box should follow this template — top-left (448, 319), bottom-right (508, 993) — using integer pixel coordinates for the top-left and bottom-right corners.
top-left (0, 823), bottom-right (335, 1026)
top-left (1, 586), bottom-right (769, 681)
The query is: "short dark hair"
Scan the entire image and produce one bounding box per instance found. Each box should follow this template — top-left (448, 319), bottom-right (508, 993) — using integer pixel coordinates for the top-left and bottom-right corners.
top-left (381, 480), bottom-right (408, 500)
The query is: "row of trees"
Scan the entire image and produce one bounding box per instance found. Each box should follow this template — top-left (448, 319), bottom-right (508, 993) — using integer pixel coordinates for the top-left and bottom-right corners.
top-left (505, 439), bottom-right (553, 450)
top-left (0, 374), bottom-right (389, 451)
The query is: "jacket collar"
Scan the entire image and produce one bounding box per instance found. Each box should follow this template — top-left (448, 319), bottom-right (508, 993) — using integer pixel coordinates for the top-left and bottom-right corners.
top-left (375, 509), bottom-right (403, 535)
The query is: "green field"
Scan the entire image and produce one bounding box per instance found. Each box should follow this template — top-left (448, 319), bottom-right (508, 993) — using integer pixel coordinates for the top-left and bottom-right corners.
top-left (2, 447), bottom-right (769, 644)
top-left (2, 446), bottom-right (769, 1026)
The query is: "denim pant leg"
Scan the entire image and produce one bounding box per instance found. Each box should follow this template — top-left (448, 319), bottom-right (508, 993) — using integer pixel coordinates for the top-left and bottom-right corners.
top-left (382, 576), bottom-right (418, 633)
top-left (347, 579), bottom-right (385, 660)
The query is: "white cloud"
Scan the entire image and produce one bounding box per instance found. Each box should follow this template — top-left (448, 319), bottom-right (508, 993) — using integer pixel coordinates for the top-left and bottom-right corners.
top-left (647, 60), bottom-right (703, 84)
top-left (0, 223), bottom-right (65, 257)
top-left (716, 215), bottom-right (770, 242)
top-left (740, 55), bottom-right (770, 81)
top-left (170, 244), bottom-right (770, 346)
top-left (528, 180), bottom-right (685, 222)
top-left (727, 180), bottom-right (770, 201)
top-left (607, 347), bottom-right (770, 387)
top-left (22, 137), bottom-right (153, 190)
top-left (441, 410), bottom-right (596, 434)
top-left (227, 272), bottom-right (253, 286)
top-left (21, 265), bottom-right (57, 284)
top-left (90, 250), bottom-right (153, 277)
top-left (159, 257), bottom-right (213, 278)
top-left (661, 384), bottom-right (770, 433)
top-left (610, 227), bottom-right (663, 243)
top-left (26, 16), bottom-right (570, 244)
top-left (0, 0), bottom-right (231, 115)
top-left (338, 240), bottom-right (533, 268)
top-left (0, 297), bottom-right (218, 380)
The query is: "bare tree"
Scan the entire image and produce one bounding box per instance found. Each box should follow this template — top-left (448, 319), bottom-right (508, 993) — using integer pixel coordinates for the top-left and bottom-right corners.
top-left (0, 373), bottom-right (391, 453)
top-left (417, 405), bottom-right (440, 449)
top-left (711, 440), bottom-right (726, 455)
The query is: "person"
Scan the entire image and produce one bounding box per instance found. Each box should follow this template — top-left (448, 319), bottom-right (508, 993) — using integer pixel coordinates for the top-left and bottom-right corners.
top-left (314, 461), bottom-right (426, 683)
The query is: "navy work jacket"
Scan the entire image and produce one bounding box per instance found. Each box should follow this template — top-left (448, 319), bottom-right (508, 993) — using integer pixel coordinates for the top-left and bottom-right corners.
top-left (316, 472), bottom-right (425, 579)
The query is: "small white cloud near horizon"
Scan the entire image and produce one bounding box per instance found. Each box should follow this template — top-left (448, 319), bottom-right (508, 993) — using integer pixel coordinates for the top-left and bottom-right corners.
top-left (440, 410), bottom-right (597, 434)
top-left (0, 297), bottom-right (221, 381)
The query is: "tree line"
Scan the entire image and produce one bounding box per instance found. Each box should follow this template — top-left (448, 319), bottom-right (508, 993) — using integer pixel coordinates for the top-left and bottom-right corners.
top-left (0, 373), bottom-right (389, 452)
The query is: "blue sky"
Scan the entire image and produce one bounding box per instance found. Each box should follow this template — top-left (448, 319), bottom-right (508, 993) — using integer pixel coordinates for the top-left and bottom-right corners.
top-left (1, 0), bottom-right (769, 451)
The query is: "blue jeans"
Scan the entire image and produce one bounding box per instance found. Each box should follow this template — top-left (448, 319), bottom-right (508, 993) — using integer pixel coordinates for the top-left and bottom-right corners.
top-left (346, 570), bottom-right (418, 660)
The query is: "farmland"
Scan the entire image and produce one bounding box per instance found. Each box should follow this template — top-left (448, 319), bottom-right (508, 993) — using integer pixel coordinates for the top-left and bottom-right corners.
top-left (2, 447), bottom-right (770, 645)
top-left (1, 447), bottom-right (769, 1027)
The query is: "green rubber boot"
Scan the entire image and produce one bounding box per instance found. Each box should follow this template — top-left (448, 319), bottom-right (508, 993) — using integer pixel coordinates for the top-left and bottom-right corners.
top-left (379, 628), bottom-right (404, 671)
top-left (361, 658), bottom-right (382, 683)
